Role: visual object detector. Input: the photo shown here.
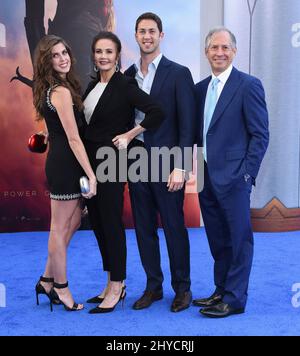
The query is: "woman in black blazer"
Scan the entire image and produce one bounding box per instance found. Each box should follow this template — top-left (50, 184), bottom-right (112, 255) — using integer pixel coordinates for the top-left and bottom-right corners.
top-left (82, 31), bottom-right (164, 314)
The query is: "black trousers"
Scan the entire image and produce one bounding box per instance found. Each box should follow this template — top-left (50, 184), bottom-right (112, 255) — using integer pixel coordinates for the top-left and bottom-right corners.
top-left (85, 141), bottom-right (127, 282)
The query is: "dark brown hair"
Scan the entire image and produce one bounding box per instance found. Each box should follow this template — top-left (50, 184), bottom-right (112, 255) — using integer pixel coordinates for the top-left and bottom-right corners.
top-left (33, 35), bottom-right (83, 120)
top-left (135, 12), bottom-right (163, 33)
top-left (91, 31), bottom-right (122, 79)
top-left (92, 31), bottom-right (122, 55)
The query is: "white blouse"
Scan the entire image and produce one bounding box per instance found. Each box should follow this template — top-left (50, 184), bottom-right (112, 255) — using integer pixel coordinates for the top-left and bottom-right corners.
top-left (83, 82), bottom-right (108, 124)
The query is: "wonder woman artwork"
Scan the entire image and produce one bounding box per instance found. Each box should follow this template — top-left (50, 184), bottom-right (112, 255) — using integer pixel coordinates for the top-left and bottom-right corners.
top-left (2, 1), bottom-right (115, 232)
top-left (2, 0), bottom-right (201, 232)
top-left (12, 0), bottom-right (114, 87)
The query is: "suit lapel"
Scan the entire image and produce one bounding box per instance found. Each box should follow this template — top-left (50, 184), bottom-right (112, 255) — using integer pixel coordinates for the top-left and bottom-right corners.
top-left (199, 77), bottom-right (211, 121)
top-left (82, 79), bottom-right (98, 101)
top-left (125, 65), bottom-right (136, 78)
top-left (198, 78), bottom-right (211, 140)
top-left (88, 72), bottom-right (120, 126)
top-left (125, 56), bottom-right (171, 97)
top-left (150, 56), bottom-right (172, 97)
top-left (209, 67), bottom-right (243, 130)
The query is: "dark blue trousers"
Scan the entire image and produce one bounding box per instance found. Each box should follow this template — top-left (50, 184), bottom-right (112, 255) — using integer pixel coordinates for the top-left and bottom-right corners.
top-left (129, 180), bottom-right (191, 294)
top-left (199, 164), bottom-right (254, 309)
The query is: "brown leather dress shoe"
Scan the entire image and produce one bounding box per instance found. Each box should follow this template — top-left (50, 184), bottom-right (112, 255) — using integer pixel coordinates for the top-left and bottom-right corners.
top-left (192, 292), bottom-right (223, 307)
top-left (171, 291), bottom-right (192, 313)
top-left (132, 290), bottom-right (163, 310)
top-left (200, 302), bottom-right (245, 318)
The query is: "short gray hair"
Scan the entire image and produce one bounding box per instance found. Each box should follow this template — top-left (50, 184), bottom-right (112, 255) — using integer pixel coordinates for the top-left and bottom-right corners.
top-left (205, 27), bottom-right (237, 49)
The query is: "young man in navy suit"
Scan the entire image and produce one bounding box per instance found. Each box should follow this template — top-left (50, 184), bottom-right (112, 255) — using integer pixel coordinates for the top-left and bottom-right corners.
top-left (194, 28), bottom-right (269, 318)
top-left (125, 13), bottom-right (196, 312)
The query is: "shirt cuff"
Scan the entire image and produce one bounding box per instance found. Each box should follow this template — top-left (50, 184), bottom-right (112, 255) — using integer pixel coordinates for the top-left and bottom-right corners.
top-left (174, 168), bottom-right (186, 173)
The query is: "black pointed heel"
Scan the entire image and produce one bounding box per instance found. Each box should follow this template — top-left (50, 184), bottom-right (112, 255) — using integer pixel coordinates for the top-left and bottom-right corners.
top-left (49, 282), bottom-right (83, 312)
top-left (86, 286), bottom-right (110, 303)
top-left (86, 295), bottom-right (105, 304)
top-left (35, 276), bottom-right (61, 306)
top-left (89, 286), bottom-right (126, 314)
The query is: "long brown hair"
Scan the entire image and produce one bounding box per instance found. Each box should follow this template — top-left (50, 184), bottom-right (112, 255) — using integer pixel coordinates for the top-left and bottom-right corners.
top-left (33, 35), bottom-right (83, 120)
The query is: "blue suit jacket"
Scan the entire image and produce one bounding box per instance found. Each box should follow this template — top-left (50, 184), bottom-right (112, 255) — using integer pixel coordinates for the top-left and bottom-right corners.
top-left (195, 67), bottom-right (269, 193)
top-left (125, 56), bottom-right (196, 170)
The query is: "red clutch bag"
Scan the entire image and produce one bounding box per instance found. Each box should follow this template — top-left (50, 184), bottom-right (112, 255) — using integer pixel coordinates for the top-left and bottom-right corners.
top-left (28, 133), bottom-right (48, 153)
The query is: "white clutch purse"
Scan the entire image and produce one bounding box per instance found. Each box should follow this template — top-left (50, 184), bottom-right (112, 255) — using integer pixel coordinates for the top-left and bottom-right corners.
top-left (79, 176), bottom-right (90, 194)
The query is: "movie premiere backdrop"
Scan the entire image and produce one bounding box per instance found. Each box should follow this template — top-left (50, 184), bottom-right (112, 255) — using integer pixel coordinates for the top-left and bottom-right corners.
top-left (0, 0), bottom-right (201, 233)
top-left (223, 0), bottom-right (300, 231)
top-left (1, 0), bottom-right (300, 234)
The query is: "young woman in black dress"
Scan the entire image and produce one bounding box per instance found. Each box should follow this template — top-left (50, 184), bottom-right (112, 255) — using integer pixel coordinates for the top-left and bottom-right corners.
top-left (83, 32), bottom-right (164, 314)
top-left (33, 35), bottom-right (97, 312)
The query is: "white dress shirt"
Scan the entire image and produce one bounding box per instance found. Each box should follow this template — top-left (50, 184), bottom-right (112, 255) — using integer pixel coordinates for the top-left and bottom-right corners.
top-left (209, 64), bottom-right (233, 102)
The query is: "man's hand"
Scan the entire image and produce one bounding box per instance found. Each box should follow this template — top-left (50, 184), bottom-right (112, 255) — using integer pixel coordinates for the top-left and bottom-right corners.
top-left (167, 168), bottom-right (186, 192)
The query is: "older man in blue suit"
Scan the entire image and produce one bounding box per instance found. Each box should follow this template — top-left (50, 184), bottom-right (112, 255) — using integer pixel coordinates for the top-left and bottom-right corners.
top-left (125, 13), bottom-right (196, 313)
top-left (193, 28), bottom-right (269, 318)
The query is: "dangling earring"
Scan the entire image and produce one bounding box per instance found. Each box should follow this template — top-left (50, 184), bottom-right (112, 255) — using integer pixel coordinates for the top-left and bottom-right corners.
top-left (94, 65), bottom-right (99, 73)
top-left (115, 63), bottom-right (120, 73)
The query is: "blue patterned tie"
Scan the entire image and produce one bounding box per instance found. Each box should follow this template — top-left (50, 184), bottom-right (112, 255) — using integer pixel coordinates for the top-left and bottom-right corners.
top-left (203, 78), bottom-right (220, 162)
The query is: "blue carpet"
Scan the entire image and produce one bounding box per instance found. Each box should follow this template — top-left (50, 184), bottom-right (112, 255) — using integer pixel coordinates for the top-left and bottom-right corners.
top-left (0, 228), bottom-right (299, 336)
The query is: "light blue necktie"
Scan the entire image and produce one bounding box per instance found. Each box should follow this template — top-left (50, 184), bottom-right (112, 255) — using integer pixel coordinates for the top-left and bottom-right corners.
top-left (203, 78), bottom-right (220, 162)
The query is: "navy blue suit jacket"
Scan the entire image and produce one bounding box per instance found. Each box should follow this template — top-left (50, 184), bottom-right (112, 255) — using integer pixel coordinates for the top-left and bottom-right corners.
top-left (125, 56), bottom-right (196, 170)
top-left (195, 67), bottom-right (269, 193)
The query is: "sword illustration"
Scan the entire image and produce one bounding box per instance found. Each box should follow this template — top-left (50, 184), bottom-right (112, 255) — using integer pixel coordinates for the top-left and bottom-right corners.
top-left (247, 0), bottom-right (259, 74)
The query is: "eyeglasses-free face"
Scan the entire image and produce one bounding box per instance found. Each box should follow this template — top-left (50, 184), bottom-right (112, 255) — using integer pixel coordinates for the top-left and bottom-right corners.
top-left (206, 31), bottom-right (237, 76)
top-left (135, 19), bottom-right (164, 56)
top-left (51, 42), bottom-right (71, 78)
top-left (94, 39), bottom-right (119, 75)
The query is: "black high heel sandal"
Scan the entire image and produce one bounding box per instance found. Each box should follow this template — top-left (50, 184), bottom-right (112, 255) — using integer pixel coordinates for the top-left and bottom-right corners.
top-left (89, 286), bottom-right (126, 314)
top-left (35, 276), bottom-right (61, 306)
top-left (49, 282), bottom-right (83, 312)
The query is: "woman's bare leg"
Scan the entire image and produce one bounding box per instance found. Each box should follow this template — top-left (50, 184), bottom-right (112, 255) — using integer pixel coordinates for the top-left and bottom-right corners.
top-left (41, 201), bottom-right (82, 292)
top-left (48, 198), bottom-right (83, 310)
top-left (66, 203), bottom-right (82, 247)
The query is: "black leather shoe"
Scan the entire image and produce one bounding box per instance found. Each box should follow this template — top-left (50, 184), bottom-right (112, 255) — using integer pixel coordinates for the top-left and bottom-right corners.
top-left (192, 292), bottom-right (223, 307)
top-left (171, 291), bottom-right (192, 313)
top-left (200, 302), bottom-right (245, 318)
top-left (133, 290), bottom-right (163, 310)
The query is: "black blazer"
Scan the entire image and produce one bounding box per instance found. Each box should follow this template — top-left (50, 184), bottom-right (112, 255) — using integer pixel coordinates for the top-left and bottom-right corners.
top-left (82, 71), bottom-right (164, 145)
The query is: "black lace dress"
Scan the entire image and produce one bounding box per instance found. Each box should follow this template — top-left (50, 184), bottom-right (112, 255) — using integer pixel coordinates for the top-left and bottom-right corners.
top-left (42, 86), bottom-right (84, 200)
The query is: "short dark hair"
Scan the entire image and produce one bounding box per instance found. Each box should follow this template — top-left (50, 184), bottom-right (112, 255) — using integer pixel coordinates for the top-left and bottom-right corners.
top-left (135, 12), bottom-right (163, 33)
